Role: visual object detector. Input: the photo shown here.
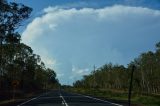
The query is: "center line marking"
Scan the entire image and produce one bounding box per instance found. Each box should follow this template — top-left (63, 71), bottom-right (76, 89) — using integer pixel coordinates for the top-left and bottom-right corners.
top-left (60, 93), bottom-right (69, 106)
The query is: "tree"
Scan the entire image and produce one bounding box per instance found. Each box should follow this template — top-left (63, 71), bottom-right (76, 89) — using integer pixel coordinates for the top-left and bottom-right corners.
top-left (0, 0), bottom-right (32, 90)
top-left (0, 1), bottom-right (59, 94)
top-left (73, 42), bottom-right (160, 95)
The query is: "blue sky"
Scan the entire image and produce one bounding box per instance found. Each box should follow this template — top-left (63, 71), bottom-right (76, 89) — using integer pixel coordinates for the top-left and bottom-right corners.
top-left (11, 0), bottom-right (160, 11)
top-left (9, 0), bottom-right (160, 84)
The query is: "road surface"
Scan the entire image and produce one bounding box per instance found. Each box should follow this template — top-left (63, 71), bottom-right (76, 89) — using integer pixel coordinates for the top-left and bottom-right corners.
top-left (18, 90), bottom-right (123, 106)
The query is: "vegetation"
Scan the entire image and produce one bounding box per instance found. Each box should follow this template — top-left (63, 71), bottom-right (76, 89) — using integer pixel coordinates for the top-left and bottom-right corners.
top-left (0, 0), bottom-right (59, 101)
top-left (73, 42), bottom-right (160, 105)
top-left (1, 0), bottom-right (160, 106)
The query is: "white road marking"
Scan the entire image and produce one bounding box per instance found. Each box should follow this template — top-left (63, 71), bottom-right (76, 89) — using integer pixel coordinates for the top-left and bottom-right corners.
top-left (18, 91), bottom-right (123, 106)
top-left (39, 96), bottom-right (61, 99)
top-left (69, 92), bottom-right (123, 106)
top-left (17, 92), bottom-right (50, 106)
top-left (17, 97), bottom-right (36, 106)
top-left (83, 95), bottom-right (123, 106)
top-left (60, 93), bottom-right (69, 106)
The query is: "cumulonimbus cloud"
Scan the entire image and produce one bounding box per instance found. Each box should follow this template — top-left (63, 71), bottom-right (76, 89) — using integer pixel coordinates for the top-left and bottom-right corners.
top-left (22, 5), bottom-right (160, 84)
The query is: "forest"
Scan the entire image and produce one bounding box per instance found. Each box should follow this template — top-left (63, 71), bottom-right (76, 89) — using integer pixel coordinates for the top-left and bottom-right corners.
top-left (73, 42), bottom-right (160, 95)
top-left (0, 0), bottom-right (59, 100)
top-left (1, 0), bottom-right (160, 105)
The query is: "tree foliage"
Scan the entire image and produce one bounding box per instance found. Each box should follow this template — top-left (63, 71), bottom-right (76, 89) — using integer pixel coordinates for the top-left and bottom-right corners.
top-left (73, 42), bottom-right (160, 94)
top-left (0, 0), bottom-right (59, 93)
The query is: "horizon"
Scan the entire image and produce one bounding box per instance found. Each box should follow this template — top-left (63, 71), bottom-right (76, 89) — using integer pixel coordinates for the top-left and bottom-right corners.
top-left (8, 0), bottom-right (160, 85)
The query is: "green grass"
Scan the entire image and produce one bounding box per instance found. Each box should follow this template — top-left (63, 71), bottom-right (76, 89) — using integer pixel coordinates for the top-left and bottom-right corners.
top-left (0, 99), bottom-right (23, 105)
top-left (66, 88), bottom-right (160, 106)
top-left (0, 99), bottom-right (15, 105)
top-left (0, 90), bottom-right (46, 105)
top-left (133, 96), bottom-right (160, 106)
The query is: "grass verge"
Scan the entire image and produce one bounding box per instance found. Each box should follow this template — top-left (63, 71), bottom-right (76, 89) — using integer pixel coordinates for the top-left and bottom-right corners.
top-left (66, 88), bottom-right (160, 106)
top-left (0, 90), bottom-right (47, 106)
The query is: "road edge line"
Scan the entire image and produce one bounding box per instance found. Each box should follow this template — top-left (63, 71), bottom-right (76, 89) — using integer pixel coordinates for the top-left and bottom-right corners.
top-left (17, 92), bottom-right (50, 106)
top-left (70, 92), bottom-right (123, 106)
top-left (17, 97), bottom-right (36, 106)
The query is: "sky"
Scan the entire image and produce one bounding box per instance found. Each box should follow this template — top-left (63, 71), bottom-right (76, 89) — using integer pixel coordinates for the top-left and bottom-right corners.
top-left (9, 0), bottom-right (160, 85)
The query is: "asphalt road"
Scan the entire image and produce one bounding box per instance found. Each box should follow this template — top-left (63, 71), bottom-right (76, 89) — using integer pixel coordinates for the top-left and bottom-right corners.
top-left (17, 90), bottom-right (123, 106)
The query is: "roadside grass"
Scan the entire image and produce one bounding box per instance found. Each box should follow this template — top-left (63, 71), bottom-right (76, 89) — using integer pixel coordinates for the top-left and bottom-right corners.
top-left (66, 88), bottom-right (160, 106)
top-left (133, 95), bottom-right (160, 106)
top-left (0, 90), bottom-right (47, 105)
top-left (0, 99), bottom-right (24, 105)
top-left (0, 99), bottom-right (15, 105)
top-left (0, 92), bottom-right (33, 106)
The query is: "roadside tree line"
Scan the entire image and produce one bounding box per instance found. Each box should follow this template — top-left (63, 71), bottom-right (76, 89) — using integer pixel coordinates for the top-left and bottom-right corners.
top-left (73, 42), bottom-right (160, 95)
top-left (0, 0), bottom-right (59, 92)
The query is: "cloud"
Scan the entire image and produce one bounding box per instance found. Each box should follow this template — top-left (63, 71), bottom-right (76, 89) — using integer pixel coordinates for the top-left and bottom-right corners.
top-left (22, 5), bottom-right (160, 84)
top-left (71, 66), bottom-right (90, 77)
top-left (68, 66), bottom-right (90, 85)
top-left (57, 73), bottom-right (64, 77)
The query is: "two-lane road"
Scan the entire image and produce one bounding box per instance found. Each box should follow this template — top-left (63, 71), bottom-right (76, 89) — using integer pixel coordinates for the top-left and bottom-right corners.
top-left (18, 90), bottom-right (123, 106)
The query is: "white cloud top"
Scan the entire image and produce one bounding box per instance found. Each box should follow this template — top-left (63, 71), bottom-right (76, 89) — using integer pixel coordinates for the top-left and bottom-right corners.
top-left (22, 5), bottom-right (160, 84)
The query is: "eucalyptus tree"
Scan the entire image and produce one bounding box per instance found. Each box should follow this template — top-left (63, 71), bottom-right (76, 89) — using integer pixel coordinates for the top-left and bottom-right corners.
top-left (73, 42), bottom-right (160, 95)
top-left (0, 0), bottom-right (32, 89)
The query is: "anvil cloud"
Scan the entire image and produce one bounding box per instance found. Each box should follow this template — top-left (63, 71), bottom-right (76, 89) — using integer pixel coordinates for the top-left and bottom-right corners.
top-left (22, 5), bottom-right (160, 84)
